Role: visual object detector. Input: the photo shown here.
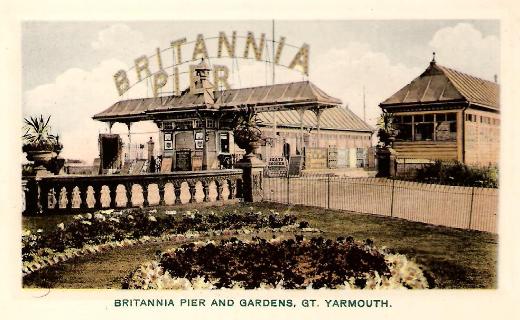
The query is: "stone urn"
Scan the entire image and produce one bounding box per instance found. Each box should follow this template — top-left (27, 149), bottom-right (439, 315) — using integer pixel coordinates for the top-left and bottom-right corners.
top-left (233, 126), bottom-right (264, 157)
top-left (23, 148), bottom-right (59, 176)
top-left (25, 150), bottom-right (57, 164)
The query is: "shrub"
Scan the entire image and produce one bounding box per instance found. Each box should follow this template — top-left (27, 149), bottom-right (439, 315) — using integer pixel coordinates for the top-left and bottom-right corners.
top-left (412, 160), bottom-right (498, 188)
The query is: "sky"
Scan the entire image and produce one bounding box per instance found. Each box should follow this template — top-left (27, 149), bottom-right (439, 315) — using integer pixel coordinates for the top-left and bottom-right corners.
top-left (22, 20), bottom-right (500, 163)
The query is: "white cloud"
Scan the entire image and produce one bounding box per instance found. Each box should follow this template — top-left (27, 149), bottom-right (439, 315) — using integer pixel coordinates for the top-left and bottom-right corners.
top-left (91, 23), bottom-right (160, 61)
top-left (428, 23), bottom-right (499, 81)
top-left (310, 43), bottom-right (421, 127)
top-left (22, 23), bottom-right (166, 163)
top-left (23, 58), bottom-right (158, 163)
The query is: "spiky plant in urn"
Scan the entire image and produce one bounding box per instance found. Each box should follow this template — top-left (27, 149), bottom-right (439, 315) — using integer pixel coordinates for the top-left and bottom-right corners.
top-left (232, 107), bottom-right (265, 156)
top-left (22, 115), bottom-right (63, 175)
top-left (376, 112), bottom-right (397, 148)
top-left (232, 107), bottom-right (266, 203)
top-left (375, 112), bottom-right (397, 177)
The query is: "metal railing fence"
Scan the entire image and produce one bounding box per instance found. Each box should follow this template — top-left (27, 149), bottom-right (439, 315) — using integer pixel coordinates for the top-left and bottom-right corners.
top-left (263, 175), bottom-right (497, 233)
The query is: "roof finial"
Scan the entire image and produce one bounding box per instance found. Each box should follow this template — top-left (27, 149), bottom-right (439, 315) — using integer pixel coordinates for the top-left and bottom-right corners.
top-left (431, 52), bottom-right (436, 63)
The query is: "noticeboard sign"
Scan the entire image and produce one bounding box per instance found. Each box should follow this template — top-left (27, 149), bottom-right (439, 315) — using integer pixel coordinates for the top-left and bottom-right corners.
top-left (266, 156), bottom-right (288, 177)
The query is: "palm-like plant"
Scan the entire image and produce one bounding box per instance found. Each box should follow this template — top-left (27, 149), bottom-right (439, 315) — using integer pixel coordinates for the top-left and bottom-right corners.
top-left (22, 115), bottom-right (62, 153)
top-left (376, 113), bottom-right (396, 148)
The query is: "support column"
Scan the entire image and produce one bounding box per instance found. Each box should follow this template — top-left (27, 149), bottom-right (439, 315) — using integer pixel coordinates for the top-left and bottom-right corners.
top-left (314, 108), bottom-right (322, 148)
top-left (298, 109), bottom-right (305, 154)
top-left (202, 118), bottom-right (208, 170)
top-left (126, 122), bottom-right (132, 161)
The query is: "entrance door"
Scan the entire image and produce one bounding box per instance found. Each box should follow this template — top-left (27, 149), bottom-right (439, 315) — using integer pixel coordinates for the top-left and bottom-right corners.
top-left (175, 149), bottom-right (192, 171)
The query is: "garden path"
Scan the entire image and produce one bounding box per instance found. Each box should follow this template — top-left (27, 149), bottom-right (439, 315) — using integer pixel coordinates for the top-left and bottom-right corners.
top-left (23, 231), bottom-right (282, 289)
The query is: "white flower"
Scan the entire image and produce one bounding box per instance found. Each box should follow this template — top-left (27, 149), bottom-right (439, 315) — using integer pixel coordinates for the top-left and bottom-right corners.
top-left (37, 228), bottom-right (44, 233)
top-left (191, 276), bottom-right (214, 289)
top-left (100, 209), bottom-right (114, 215)
top-left (148, 215), bottom-right (157, 222)
top-left (56, 223), bottom-right (64, 231)
top-left (80, 220), bottom-right (92, 225)
top-left (108, 217), bottom-right (120, 223)
top-left (94, 213), bottom-right (106, 221)
top-left (127, 215), bottom-right (134, 220)
top-left (73, 214), bottom-right (83, 220)
top-left (165, 210), bottom-right (177, 215)
top-left (149, 209), bottom-right (158, 214)
top-left (85, 213), bottom-right (92, 219)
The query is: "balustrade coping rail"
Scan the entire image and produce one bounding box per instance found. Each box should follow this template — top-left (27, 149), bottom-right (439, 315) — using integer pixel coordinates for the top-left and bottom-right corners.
top-left (30, 169), bottom-right (243, 182)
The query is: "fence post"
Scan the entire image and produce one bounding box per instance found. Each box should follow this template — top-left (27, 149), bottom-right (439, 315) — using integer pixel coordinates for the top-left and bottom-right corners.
top-left (327, 175), bottom-right (331, 209)
top-left (390, 179), bottom-right (395, 217)
top-left (286, 174), bottom-right (290, 205)
top-left (468, 187), bottom-right (475, 229)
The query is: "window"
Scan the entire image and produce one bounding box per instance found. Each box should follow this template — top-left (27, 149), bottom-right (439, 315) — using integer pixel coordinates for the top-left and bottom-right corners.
top-left (436, 113), bottom-right (457, 141)
top-left (394, 115), bottom-right (412, 141)
top-left (220, 132), bottom-right (230, 153)
top-left (415, 123), bottom-right (434, 141)
top-left (394, 113), bottom-right (457, 142)
top-left (447, 113), bottom-right (456, 121)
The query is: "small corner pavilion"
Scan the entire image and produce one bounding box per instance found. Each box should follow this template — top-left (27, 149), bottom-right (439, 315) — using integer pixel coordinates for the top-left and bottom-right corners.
top-left (379, 56), bottom-right (500, 166)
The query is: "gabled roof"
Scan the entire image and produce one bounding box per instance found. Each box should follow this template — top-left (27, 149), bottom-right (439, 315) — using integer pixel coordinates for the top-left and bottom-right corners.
top-left (93, 81), bottom-right (342, 122)
top-left (380, 61), bottom-right (499, 110)
top-left (256, 107), bottom-right (374, 132)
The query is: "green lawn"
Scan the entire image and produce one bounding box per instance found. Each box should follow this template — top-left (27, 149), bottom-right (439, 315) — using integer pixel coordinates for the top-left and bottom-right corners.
top-left (22, 202), bottom-right (497, 289)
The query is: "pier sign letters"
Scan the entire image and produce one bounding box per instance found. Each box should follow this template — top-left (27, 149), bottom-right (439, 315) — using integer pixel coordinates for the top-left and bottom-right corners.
top-left (114, 31), bottom-right (310, 97)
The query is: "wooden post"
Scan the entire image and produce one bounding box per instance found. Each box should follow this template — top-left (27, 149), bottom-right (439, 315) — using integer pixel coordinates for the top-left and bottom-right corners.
top-left (468, 187), bottom-right (475, 229)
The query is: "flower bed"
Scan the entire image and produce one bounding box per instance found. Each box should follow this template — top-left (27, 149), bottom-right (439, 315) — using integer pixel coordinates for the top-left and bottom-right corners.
top-left (22, 209), bottom-right (314, 275)
top-left (123, 236), bottom-right (431, 289)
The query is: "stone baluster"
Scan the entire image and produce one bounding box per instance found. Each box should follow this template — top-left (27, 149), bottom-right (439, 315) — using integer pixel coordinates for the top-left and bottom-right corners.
top-left (94, 185), bottom-right (103, 209)
top-left (39, 184), bottom-right (49, 214)
top-left (79, 185), bottom-right (89, 210)
top-left (109, 185), bottom-right (117, 208)
top-left (142, 183), bottom-right (149, 207)
top-left (202, 181), bottom-right (211, 202)
top-left (55, 185), bottom-right (63, 209)
top-left (158, 182), bottom-right (166, 206)
top-left (188, 181), bottom-right (197, 203)
top-left (125, 183), bottom-right (133, 208)
top-left (228, 179), bottom-right (237, 199)
top-left (173, 182), bottom-right (182, 204)
top-left (65, 186), bottom-right (73, 210)
top-left (216, 180), bottom-right (225, 201)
